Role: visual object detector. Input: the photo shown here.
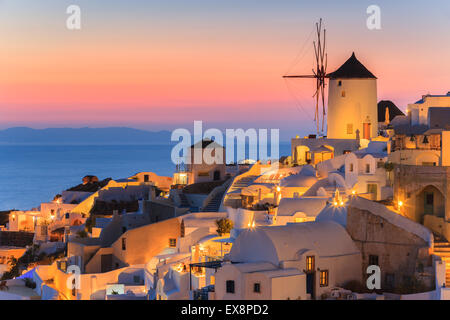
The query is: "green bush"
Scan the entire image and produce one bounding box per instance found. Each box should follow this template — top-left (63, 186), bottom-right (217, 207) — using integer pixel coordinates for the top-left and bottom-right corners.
top-left (216, 218), bottom-right (233, 236)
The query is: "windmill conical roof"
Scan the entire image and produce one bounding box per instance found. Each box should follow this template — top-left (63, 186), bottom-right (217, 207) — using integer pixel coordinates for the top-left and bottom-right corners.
top-left (327, 52), bottom-right (377, 79)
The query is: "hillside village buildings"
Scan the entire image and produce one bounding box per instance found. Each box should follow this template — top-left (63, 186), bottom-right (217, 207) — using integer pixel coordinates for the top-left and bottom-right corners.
top-left (0, 53), bottom-right (449, 301)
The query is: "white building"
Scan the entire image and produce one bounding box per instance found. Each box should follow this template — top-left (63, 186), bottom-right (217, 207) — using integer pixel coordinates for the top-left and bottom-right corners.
top-left (214, 221), bottom-right (362, 300)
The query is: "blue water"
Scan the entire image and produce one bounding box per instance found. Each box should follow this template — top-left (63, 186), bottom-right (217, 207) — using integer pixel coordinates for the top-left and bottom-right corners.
top-left (0, 143), bottom-right (291, 211)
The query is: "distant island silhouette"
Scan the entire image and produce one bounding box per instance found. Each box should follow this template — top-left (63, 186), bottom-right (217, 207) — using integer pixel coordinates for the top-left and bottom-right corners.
top-left (0, 127), bottom-right (174, 145)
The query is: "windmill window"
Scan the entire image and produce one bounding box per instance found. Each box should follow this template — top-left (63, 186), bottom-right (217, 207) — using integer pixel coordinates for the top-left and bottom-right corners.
top-left (347, 124), bottom-right (353, 134)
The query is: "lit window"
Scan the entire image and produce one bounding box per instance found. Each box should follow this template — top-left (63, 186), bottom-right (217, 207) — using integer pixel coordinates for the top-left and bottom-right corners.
top-left (169, 238), bottom-right (177, 247)
top-left (341, 91), bottom-right (346, 97)
top-left (347, 124), bottom-right (353, 134)
top-left (226, 280), bottom-right (235, 293)
top-left (349, 163), bottom-right (354, 172)
top-left (320, 270), bottom-right (329, 287)
top-left (253, 283), bottom-right (261, 293)
top-left (306, 256), bottom-right (315, 272)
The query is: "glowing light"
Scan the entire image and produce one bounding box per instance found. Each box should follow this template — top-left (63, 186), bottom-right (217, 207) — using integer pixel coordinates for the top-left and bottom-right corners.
top-left (398, 200), bottom-right (403, 208)
top-left (340, 201), bottom-right (344, 206)
top-left (276, 186), bottom-right (281, 192)
top-left (333, 202), bottom-right (338, 206)
top-left (252, 221), bottom-right (256, 228)
top-left (352, 190), bottom-right (356, 195)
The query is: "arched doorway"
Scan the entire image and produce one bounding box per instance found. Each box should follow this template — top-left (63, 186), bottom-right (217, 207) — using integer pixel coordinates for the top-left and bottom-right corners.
top-left (415, 185), bottom-right (445, 223)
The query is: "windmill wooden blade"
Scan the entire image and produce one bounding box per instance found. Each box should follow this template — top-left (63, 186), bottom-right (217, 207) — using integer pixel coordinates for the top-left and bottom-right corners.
top-left (282, 18), bottom-right (328, 136)
top-left (282, 75), bottom-right (316, 78)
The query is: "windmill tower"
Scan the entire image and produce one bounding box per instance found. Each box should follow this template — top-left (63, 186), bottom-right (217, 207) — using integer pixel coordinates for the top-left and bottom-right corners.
top-left (284, 20), bottom-right (378, 141)
top-left (326, 53), bottom-right (378, 140)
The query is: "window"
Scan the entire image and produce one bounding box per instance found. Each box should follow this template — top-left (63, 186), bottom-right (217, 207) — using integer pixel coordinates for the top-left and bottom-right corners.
top-left (377, 161), bottom-right (384, 168)
top-left (122, 238), bottom-right (126, 251)
top-left (133, 275), bottom-right (141, 284)
top-left (349, 163), bottom-right (354, 172)
top-left (369, 255), bottom-right (379, 266)
top-left (365, 164), bottom-right (371, 173)
top-left (144, 174), bottom-right (149, 182)
top-left (347, 123), bottom-right (353, 134)
top-left (320, 270), bottom-right (329, 287)
top-left (306, 256), bottom-right (315, 272)
top-left (343, 150), bottom-right (351, 155)
top-left (253, 282), bottom-right (261, 293)
top-left (341, 91), bottom-right (346, 97)
top-left (226, 280), bottom-right (235, 293)
top-left (338, 80), bottom-right (342, 86)
top-left (385, 273), bottom-right (395, 289)
top-left (169, 238), bottom-right (177, 247)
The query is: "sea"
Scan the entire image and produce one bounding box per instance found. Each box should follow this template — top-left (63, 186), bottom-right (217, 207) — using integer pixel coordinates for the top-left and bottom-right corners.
top-left (0, 143), bottom-right (291, 211)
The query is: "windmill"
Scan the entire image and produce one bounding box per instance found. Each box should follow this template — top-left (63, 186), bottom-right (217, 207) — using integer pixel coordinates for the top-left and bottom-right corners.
top-left (283, 19), bottom-right (328, 136)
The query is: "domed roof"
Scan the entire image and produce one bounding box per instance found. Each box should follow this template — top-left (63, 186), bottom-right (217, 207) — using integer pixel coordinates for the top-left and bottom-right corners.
top-left (229, 221), bottom-right (360, 265)
top-left (280, 174), bottom-right (317, 188)
top-left (327, 52), bottom-right (377, 79)
top-left (316, 203), bottom-right (348, 227)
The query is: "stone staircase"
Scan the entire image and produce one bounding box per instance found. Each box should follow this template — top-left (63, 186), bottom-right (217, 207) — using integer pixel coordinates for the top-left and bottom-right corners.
top-left (178, 192), bottom-right (191, 208)
top-left (202, 191), bottom-right (225, 212)
top-left (433, 241), bottom-right (450, 286)
top-left (223, 175), bottom-right (259, 207)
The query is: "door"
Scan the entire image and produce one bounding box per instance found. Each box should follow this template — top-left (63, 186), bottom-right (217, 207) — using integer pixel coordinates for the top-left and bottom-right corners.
top-left (213, 170), bottom-right (221, 181)
top-left (306, 255), bottom-right (315, 299)
top-left (306, 273), bottom-right (315, 299)
top-left (367, 184), bottom-right (378, 201)
top-left (424, 192), bottom-right (434, 215)
top-left (101, 254), bottom-right (113, 273)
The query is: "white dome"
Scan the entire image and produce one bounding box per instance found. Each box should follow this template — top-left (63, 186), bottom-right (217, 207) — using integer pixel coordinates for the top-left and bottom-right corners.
top-left (280, 174), bottom-right (317, 188)
top-left (316, 203), bottom-right (348, 227)
top-left (229, 221), bottom-right (359, 265)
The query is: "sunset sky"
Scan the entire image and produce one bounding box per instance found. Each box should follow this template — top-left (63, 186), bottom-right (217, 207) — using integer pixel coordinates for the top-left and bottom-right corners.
top-left (1, 0), bottom-right (449, 139)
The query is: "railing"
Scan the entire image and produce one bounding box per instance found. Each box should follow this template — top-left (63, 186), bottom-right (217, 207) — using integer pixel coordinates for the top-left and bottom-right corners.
top-left (193, 285), bottom-right (214, 300)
